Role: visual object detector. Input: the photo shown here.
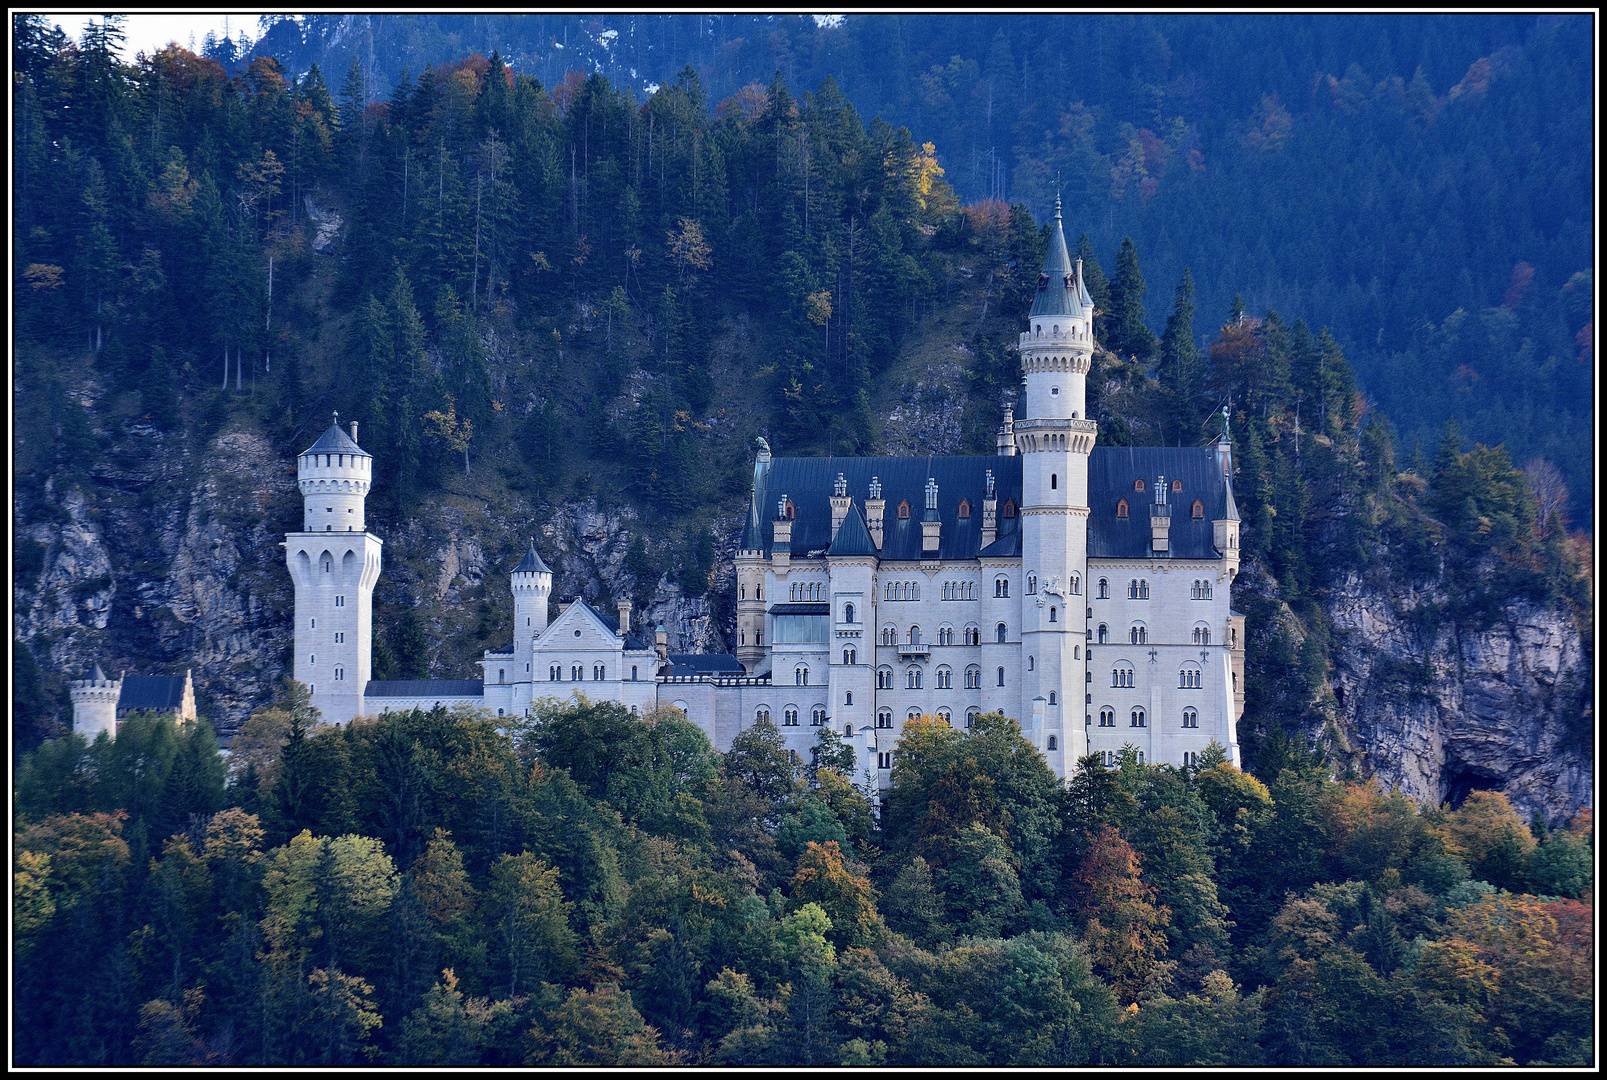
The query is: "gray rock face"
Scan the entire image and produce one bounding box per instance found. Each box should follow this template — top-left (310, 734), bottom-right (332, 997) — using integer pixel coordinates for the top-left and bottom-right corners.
top-left (1327, 571), bottom-right (1590, 822)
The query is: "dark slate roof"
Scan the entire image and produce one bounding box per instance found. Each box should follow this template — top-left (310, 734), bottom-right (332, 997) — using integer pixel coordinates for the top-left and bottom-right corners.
top-left (1029, 197), bottom-right (1084, 320)
top-left (768, 603), bottom-right (830, 615)
top-left (90, 663), bottom-right (108, 682)
top-left (827, 503), bottom-right (878, 557)
top-left (513, 541), bottom-right (551, 574)
top-left (304, 420), bottom-right (368, 457)
top-left (979, 528), bottom-right (1022, 558)
top-left (754, 455), bottom-right (1023, 561)
top-left (117, 676), bottom-right (186, 712)
top-left (590, 607), bottom-right (652, 650)
top-left (487, 644), bottom-right (515, 655)
top-left (1088, 446), bottom-right (1231, 560)
top-left (667, 653), bottom-right (744, 673)
top-left (364, 680), bottom-right (484, 698)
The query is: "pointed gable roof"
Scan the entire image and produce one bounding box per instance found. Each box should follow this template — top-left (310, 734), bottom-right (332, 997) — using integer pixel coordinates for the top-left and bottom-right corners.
top-left (513, 541), bottom-right (551, 574)
top-left (1029, 195), bottom-right (1084, 320)
top-left (827, 503), bottom-right (877, 557)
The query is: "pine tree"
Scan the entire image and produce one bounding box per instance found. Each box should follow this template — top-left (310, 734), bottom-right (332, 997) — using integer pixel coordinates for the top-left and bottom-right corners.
top-left (1158, 267), bottom-right (1199, 444)
top-left (1074, 233), bottom-right (1111, 345)
top-left (1106, 236), bottom-right (1156, 361)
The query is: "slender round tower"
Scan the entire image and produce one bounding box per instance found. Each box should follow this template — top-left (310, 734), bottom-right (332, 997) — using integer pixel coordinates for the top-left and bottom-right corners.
top-left (284, 413), bottom-right (383, 724)
top-left (511, 540), bottom-right (553, 678)
top-left (70, 663), bottom-right (122, 741)
top-left (1016, 195), bottom-right (1098, 779)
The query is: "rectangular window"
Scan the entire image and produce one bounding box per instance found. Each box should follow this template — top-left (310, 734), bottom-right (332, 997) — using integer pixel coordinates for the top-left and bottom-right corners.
top-left (773, 614), bottom-right (829, 644)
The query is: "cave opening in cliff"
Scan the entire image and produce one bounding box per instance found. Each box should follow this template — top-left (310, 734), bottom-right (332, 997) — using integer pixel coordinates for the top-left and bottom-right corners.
top-left (1442, 764), bottom-right (1502, 810)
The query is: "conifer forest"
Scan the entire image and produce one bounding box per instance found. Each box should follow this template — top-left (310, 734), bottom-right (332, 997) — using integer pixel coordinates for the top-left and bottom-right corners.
top-left (10, 14), bottom-right (1594, 1067)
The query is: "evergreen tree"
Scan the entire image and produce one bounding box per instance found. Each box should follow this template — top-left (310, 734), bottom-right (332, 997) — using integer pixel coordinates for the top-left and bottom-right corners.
top-left (1105, 237), bottom-right (1156, 361)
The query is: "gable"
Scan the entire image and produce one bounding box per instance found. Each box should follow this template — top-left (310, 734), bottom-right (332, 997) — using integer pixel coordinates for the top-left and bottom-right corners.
top-left (535, 601), bottom-right (626, 652)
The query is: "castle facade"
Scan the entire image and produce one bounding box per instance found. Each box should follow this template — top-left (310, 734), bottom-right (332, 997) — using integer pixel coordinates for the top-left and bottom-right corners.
top-left (283, 202), bottom-right (1244, 783)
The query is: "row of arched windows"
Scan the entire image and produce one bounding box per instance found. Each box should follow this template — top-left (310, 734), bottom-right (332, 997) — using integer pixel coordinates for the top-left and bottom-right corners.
top-left (1093, 622), bottom-right (1212, 644)
top-left (789, 581), bottom-right (824, 602)
top-left (776, 706), bottom-right (829, 727)
top-left (885, 581), bottom-right (920, 601)
top-left (1191, 579), bottom-right (1214, 600)
top-left (876, 664), bottom-right (995, 690)
top-left (1024, 572), bottom-right (1083, 595)
top-left (1096, 706), bottom-right (1199, 729)
top-left (1107, 664), bottom-right (1206, 687)
top-left (549, 664), bottom-right (610, 681)
top-left (1114, 498), bottom-right (1206, 519)
top-left (941, 581), bottom-right (976, 600)
top-left (879, 623), bottom-right (1001, 645)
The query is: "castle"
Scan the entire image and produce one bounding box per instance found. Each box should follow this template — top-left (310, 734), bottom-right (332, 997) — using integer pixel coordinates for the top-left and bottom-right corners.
top-left (79, 201), bottom-right (1245, 782)
top-left (271, 199), bottom-right (1245, 784)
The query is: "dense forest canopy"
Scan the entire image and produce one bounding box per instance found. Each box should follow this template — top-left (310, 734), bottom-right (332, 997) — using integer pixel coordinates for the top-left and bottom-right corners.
top-left (235, 12), bottom-right (1594, 516)
top-left (13, 698), bottom-right (1595, 1066)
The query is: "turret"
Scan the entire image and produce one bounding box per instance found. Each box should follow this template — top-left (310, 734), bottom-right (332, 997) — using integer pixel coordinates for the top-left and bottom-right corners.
top-left (736, 441), bottom-right (771, 673)
top-left (70, 663), bottom-right (121, 741)
top-left (297, 412), bottom-right (372, 532)
top-left (512, 541), bottom-right (554, 638)
top-left (922, 477), bottom-right (941, 556)
top-left (864, 476), bottom-right (885, 550)
top-left (830, 472), bottom-right (851, 540)
top-left (981, 469), bottom-right (999, 548)
top-left (996, 406), bottom-right (1017, 455)
top-left (1019, 196), bottom-right (1093, 423)
top-left (1213, 426), bottom-right (1241, 580)
top-left (1150, 473), bottom-right (1172, 555)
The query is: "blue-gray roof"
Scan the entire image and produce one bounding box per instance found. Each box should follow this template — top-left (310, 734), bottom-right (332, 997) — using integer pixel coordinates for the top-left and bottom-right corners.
top-left (750, 455), bottom-right (1024, 561)
top-left (590, 605), bottom-right (651, 650)
top-left (827, 503), bottom-right (878, 557)
top-left (513, 541), bottom-right (551, 574)
top-left (364, 680), bottom-right (484, 698)
top-left (304, 421), bottom-right (368, 457)
top-left (741, 444), bottom-right (1234, 564)
top-left (1029, 197), bottom-right (1084, 320)
top-left (1088, 446), bottom-right (1233, 560)
top-left (767, 603), bottom-right (830, 615)
top-left (117, 676), bottom-right (186, 712)
top-left (666, 653), bottom-right (744, 673)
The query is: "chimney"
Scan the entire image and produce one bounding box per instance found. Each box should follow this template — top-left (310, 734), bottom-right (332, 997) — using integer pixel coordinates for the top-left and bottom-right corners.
top-left (616, 598), bottom-right (632, 636)
top-left (350, 420), bottom-right (359, 445)
top-left (981, 468), bottom-right (998, 548)
top-left (654, 624), bottom-right (669, 663)
top-left (996, 406), bottom-right (1017, 456)
top-left (771, 495), bottom-right (792, 572)
top-left (1150, 474), bottom-right (1172, 555)
top-left (829, 472), bottom-right (850, 539)
top-left (921, 477), bottom-right (941, 556)
top-left (864, 476), bottom-right (885, 550)
top-left (558, 599), bottom-right (573, 614)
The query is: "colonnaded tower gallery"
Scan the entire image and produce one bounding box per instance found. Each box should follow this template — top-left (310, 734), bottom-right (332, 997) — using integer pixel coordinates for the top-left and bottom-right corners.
top-left (283, 200), bottom-right (1245, 785)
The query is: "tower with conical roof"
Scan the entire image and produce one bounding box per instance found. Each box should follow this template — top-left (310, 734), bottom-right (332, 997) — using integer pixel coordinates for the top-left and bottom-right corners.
top-left (283, 413), bottom-right (384, 723)
top-left (511, 540), bottom-right (554, 679)
top-left (70, 663), bottom-right (122, 741)
top-left (1016, 195), bottom-right (1097, 777)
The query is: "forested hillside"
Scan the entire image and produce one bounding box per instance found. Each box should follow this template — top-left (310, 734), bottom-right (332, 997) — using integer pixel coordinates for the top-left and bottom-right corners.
top-left (237, 12), bottom-right (1595, 515)
top-left (11, 15), bottom-right (1592, 814)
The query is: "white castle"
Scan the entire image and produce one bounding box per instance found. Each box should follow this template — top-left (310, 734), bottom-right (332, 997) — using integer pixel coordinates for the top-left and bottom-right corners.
top-left (283, 200), bottom-right (1245, 783)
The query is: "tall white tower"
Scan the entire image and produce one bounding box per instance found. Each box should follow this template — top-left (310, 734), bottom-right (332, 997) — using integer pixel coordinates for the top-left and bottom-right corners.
top-left (511, 540), bottom-right (553, 680)
top-left (1017, 196), bottom-right (1098, 779)
top-left (70, 663), bottom-right (122, 741)
top-left (284, 413), bottom-right (383, 724)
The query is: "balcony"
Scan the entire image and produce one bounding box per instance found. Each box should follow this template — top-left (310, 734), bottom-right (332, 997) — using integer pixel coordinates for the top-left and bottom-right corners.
top-left (896, 643), bottom-right (931, 659)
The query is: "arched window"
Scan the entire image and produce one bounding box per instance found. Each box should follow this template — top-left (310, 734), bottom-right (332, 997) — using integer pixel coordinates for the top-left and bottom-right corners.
top-left (1097, 578), bottom-right (1110, 599)
top-left (1099, 707), bottom-right (1115, 727)
top-left (1049, 607), bottom-right (1057, 623)
top-left (1134, 479), bottom-right (1146, 492)
top-left (785, 499), bottom-right (796, 519)
top-left (1048, 691), bottom-right (1057, 704)
top-left (1192, 499), bottom-right (1205, 519)
top-left (756, 707), bottom-right (771, 723)
top-left (550, 665), bottom-right (560, 681)
top-left (877, 666), bottom-right (893, 689)
top-left (1028, 655), bottom-right (1035, 671)
top-left (572, 665), bottom-right (582, 681)
top-left (1192, 624), bottom-right (1212, 645)
top-left (1131, 708), bottom-right (1146, 728)
top-left (881, 625), bottom-right (897, 645)
top-left (965, 625), bottom-right (980, 645)
top-left (1183, 707), bottom-right (1199, 729)
top-left (594, 664), bottom-right (605, 680)
top-left (957, 499), bottom-right (971, 519)
top-left (1130, 623), bottom-right (1147, 645)
top-left (795, 665), bottom-right (809, 686)
top-left (995, 576), bottom-right (1009, 597)
top-left (897, 500), bottom-right (911, 519)
top-left (1183, 750), bottom-right (1199, 768)
top-left (907, 708), bottom-right (923, 721)
top-left (1027, 573), bottom-right (1038, 594)
top-left (907, 667), bottom-right (922, 689)
top-left (1101, 750), bottom-right (1117, 767)
top-left (877, 709), bottom-right (893, 729)
top-left (1179, 666), bottom-right (1202, 689)
top-left (844, 602), bottom-right (856, 623)
top-left (498, 669), bottom-right (506, 683)
top-left (997, 666), bottom-right (1006, 687)
top-left (1048, 735), bottom-right (1058, 750)
top-left (813, 707), bottom-right (827, 726)
top-left (908, 625), bottom-right (922, 645)
top-left (937, 707), bottom-right (952, 726)
top-left (1051, 473), bottom-right (1058, 490)
top-left (1116, 499), bottom-right (1129, 518)
top-left (936, 666), bottom-right (953, 689)
top-left (784, 707), bottom-right (800, 727)
top-left (996, 622), bottom-right (1008, 643)
top-left (843, 646), bottom-right (857, 666)
top-left (1112, 666), bottom-right (1134, 688)
top-left (333, 665), bottom-right (344, 681)
top-left (939, 625), bottom-right (954, 645)
top-left (844, 691), bottom-right (852, 705)
top-left (1172, 479), bottom-right (1183, 493)
top-left (844, 725), bottom-right (855, 736)
top-left (966, 708), bottom-right (980, 728)
top-left (1071, 573), bottom-right (1081, 595)
top-left (1002, 499), bottom-right (1017, 518)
